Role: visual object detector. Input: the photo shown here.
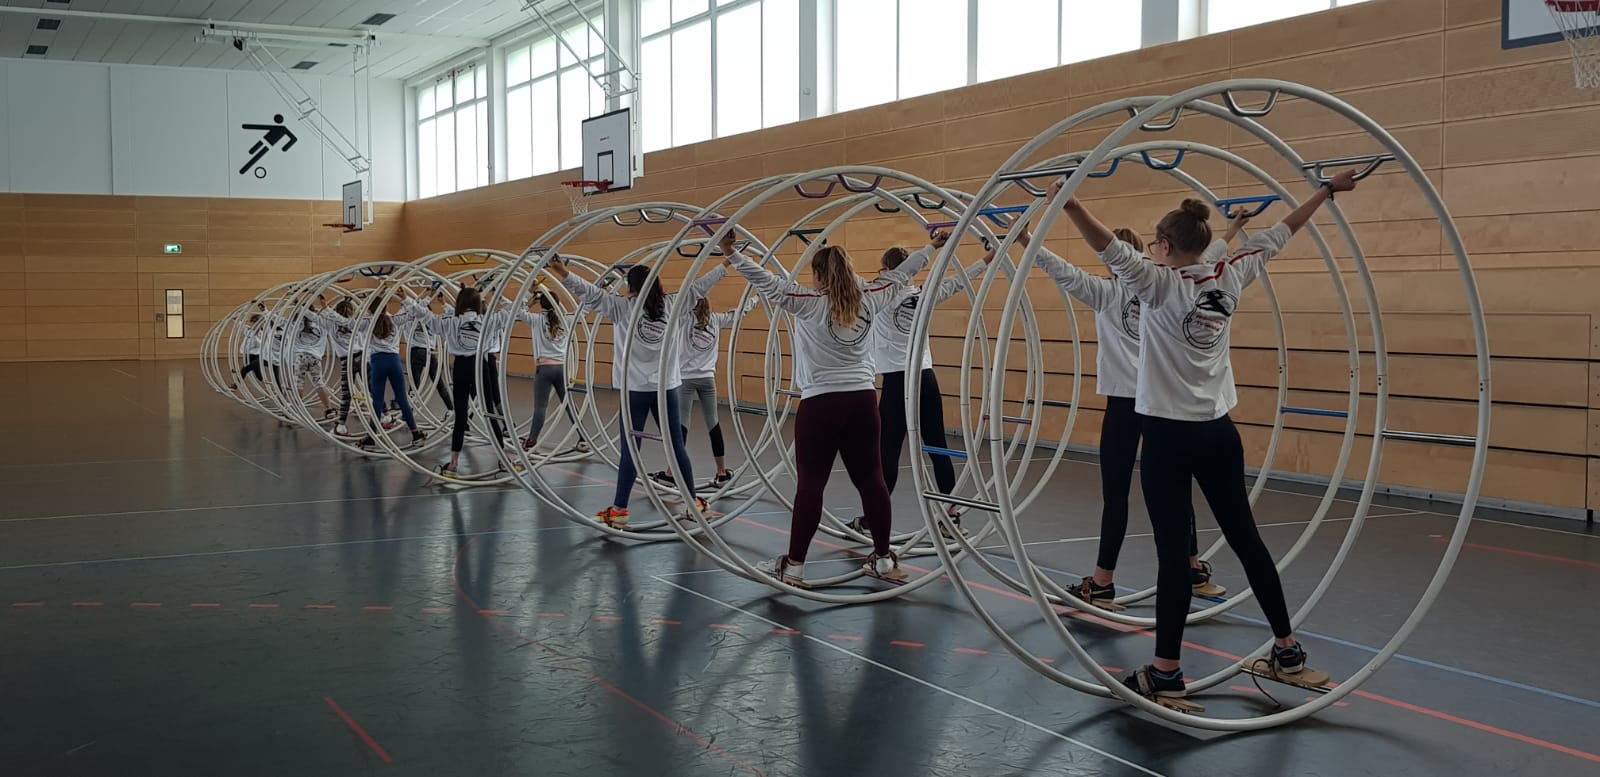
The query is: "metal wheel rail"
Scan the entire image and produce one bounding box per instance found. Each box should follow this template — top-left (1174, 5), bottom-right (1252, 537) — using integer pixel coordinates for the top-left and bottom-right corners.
top-left (917, 79), bottom-right (1484, 729)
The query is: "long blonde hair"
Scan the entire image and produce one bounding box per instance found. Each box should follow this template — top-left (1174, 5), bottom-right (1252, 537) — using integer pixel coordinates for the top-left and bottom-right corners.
top-left (811, 245), bottom-right (863, 329)
top-left (692, 297), bottom-right (712, 330)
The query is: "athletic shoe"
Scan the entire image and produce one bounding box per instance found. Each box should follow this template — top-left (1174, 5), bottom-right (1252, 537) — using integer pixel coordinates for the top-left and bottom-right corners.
top-left (1124, 665), bottom-right (1187, 699)
top-left (1075, 576), bottom-right (1117, 608)
top-left (760, 555), bottom-right (806, 586)
top-left (523, 437), bottom-right (538, 451)
top-left (1269, 642), bottom-right (1307, 676)
top-left (1191, 560), bottom-right (1227, 596)
top-left (323, 408), bottom-right (338, 420)
top-left (595, 506), bottom-right (629, 527)
top-left (358, 436), bottom-right (376, 449)
top-left (438, 462), bottom-right (458, 478)
top-left (939, 514), bottom-right (967, 540)
top-left (335, 424), bottom-right (349, 436)
top-left (648, 469), bottom-right (676, 487)
top-left (410, 430), bottom-right (427, 445)
top-left (704, 470), bottom-right (734, 490)
top-left (575, 440), bottom-right (592, 453)
top-left (844, 516), bottom-right (870, 535)
top-left (864, 552), bottom-right (907, 582)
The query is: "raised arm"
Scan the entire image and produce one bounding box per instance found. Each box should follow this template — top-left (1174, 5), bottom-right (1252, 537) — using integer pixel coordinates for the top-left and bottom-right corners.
top-left (548, 255), bottom-right (629, 323)
top-left (1219, 207), bottom-right (1252, 247)
top-left (723, 251), bottom-right (817, 317)
top-left (1281, 170), bottom-right (1357, 236)
top-left (1051, 181), bottom-right (1116, 253)
top-left (682, 264), bottom-right (729, 301)
top-left (931, 261), bottom-right (989, 304)
top-left (1013, 218), bottom-right (1121, 312)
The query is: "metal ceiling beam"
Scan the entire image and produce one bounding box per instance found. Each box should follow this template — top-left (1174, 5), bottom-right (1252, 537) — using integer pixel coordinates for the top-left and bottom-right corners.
top-left (0, 6), bottom-right (491, 47)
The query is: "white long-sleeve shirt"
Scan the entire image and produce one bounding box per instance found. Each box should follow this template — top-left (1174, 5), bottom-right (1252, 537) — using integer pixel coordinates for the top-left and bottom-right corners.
top-left (1035, 240), bottom-right (1228, 399)
top-left (364, 307), bottom-right (426, 355)
top-left (682, 296), bottom-right (758, 380)
top-left (404, 316), bottom-right (435, 350)
top-left (561, 265), bottom-right (727, 392)
top-left (522, 310), bottom-right (572, 361)
top-left (319, 309), bottom-right (355, 357)
top-left (727, 249), bottom-right (931, 399)
top-left (243, 328), bottom-right (263, 357)
top-left (1098, 223), bottom-right (1291, 421)
top-left (871, 254), bottom-right (986, 374)
top-left (265, 314), bottom-right (287, 363)
top-left (405, 300), bottom-right (510, 358)
top-left (292, 316), bottom-right (327, 358)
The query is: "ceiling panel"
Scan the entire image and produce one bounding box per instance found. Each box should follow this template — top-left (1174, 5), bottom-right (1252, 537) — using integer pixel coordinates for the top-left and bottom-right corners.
top-left (0, 0), bottom-right (547, 80)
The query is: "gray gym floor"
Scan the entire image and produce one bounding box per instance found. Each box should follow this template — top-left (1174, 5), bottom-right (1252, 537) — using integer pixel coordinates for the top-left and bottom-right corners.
top-left (1, 360), bottom-right (1596, 776)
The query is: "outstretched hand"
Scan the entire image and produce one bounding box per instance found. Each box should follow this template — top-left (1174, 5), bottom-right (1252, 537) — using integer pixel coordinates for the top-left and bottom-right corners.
top-left (719, 230), bottom-right (738, 259)
top-left (930, 229), bottom-right (951, 249)
top-left (1048, 180), bottom-right (1079, 210)
top-left (545, 254), bottom-right (570, 280)
top-left (1326, 169), bottom-right (1358, 194)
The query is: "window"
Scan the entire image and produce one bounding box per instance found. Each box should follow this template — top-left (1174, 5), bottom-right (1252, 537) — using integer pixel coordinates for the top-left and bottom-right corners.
top-left (899, 0), bottom-right (967, 99)
top-left (415, 65), bottom-right (488, 198)
top-left (835, 0), bottom-right (897, 111)
top-left (1062, 0), bottom-right (1142, 65)
top-left (503, 17), bottom-right (607, 181)
top-left (642, 0), bottom-right (804, 151)
top-left (1205, 0), bottom-right (1372, 35)
top-left (976, 0), bottom-right (1058, 83)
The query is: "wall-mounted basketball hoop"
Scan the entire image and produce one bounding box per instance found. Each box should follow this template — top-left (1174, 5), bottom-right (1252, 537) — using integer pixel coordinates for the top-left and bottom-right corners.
top-left (560, 179), bottom-right (611, 215)
top-left (1547, 0), bottom-right (1600, 87)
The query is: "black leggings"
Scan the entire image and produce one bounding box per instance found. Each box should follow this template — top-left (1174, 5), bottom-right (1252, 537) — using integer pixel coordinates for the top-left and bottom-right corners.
top-left (1096, 396), bottom-right (1198, 570)
top-left (878, 368), bottom-right (956, 495)
top-left (240, 355), bottom-right (262, 381)
top-left (410, 347), bottom-right (453, 412)
top-left (1140, 414), bottom-right (1292, 661)
top-left (449, 354), bottom-right (507, 452)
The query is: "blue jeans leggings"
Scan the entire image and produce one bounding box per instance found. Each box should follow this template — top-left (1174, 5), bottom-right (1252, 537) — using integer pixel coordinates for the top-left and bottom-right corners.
top-left (614, 388), bottom-right (695, 508)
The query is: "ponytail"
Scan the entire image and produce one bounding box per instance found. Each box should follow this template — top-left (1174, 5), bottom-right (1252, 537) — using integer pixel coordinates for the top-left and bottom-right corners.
top-left (692, 297), bottom-right (711, 330)
top-left (374, 312), bottom-right (394, 341)
top-left (811, 246), bottom-right (863, 329)
top-left (626, 265), bottom-right (666, 321)
top-left (1112, 228), bottom-right (1146, 253)
top-left (535, 291), bottom-right (563, 339)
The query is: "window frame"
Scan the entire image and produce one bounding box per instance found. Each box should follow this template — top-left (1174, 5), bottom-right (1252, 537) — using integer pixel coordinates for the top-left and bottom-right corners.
top-left (415, 63), bottom-right (490, 198)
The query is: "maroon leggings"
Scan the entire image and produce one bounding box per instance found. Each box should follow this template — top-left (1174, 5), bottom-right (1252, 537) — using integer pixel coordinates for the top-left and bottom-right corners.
top-left (790, 389), bottom-right (893, 561)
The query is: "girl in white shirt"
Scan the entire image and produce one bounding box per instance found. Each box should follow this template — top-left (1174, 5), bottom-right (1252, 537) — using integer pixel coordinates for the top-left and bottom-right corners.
top-left (1015, 197), bottom-right (1248, 609)
top-left (723, 231), bottom-right (937, 585)
top-left (1057, 170), bottom-right (1358, 705)
top-left (361, 297), bottom-right (428, 446)
top-left (406, 287), bottom-right (511, 476)
top-left (648, 295), bottom-right (757, 491)
top-left (867, 236), bottom-right (986, 537)
top-left (291, 312), bottom-right (333, 417)
top-left (545, 255), bottom-right (727, 526)
top-left (405, 315), bottom-right (453, 413)
top-left (521, 290), bottom-right (584, 452)
top-left (236, 313), bottom-right (265, 387)
top-left (317, 298), bottom-right (360, 434)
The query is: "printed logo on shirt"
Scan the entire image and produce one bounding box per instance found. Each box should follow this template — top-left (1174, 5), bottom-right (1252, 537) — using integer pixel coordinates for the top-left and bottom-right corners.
top-left (689, 324), bottom-right (717, 353)
top-left (1119, 297), bottom-right (1142, 341)
top-left (1182, 288), bottom-right (1238, 349)
top-left (829, 312), bottom-right (873, 347)
top-left (635, 317), bottom-right (667, 346)
top-left (892, 293), bottom-right (921, 335)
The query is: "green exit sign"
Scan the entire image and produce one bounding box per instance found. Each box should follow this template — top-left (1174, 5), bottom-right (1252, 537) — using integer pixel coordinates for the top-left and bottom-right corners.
top-left (163, 244), bottom-right (182, 254)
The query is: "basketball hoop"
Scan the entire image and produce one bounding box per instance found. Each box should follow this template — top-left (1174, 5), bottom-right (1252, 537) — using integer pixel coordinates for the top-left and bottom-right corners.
top-left (560, 179), bottom-right (611, 215)
top-left (1546, 0), bottom-right (1600, 88)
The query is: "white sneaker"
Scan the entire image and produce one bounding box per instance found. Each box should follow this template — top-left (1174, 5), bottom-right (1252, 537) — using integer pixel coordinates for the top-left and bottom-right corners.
top-left (865, 553), bottom-right (907, 582)
top-left (759, 556), bottom-right (806, 587)
top-left (335, 424), bottom-right (348, 435)
top-left (575, 440), bottom-right (592, 453)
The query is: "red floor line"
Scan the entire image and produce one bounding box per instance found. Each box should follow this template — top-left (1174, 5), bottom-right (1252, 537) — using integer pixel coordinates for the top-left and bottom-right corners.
top-left (593, 615), bottom-right (623, 623)
top-left (130, 602), bottom-right (162, 608)
top-left (1102, 666), bottom-right (1124, 674)
top-left (536, 612), bottom-right (566, 619)
top-left (478, 609), bottom-right (510, 616)
top-left (450, 536), bottom-right (769, 777)
top-left (1036, 657), bottom-right (1056, 664)
top-left (954, 647), bottom-right (989, 656)
top-left (729, 515), bottom-right (1600, 765)
top-left (420, 607), bottom-right (451, 614)
top-left (709, 623), bottom-right (740, 631)
top-left (769, 629), bottom-right (802, 636)
top-left (1353, 689), bottom-right (1599, 763)
top-left (72, 602), bottom-right (103, 607)
top-left (249, 603), bottom-right (279, 609)
top-left (363, 606), bottom-right (394, 612)
top-left (827, 634), bottom-right (862, 642)
top-left (890, 640), bottom-right (924, 648)
top-left (323, 696), bottom-right (394, 765)
top-left (190, 603), bottom-right (221, 608)
top-left (654, 619), bottom-right (683, 626)
top-left (305, 604), bottom-right (336, 610)
top-left (1441, 537), bottom-right (1600, 570)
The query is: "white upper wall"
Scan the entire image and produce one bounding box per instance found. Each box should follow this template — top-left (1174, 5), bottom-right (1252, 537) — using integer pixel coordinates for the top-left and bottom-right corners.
top-left (0, 57), bottom-right (404, 202)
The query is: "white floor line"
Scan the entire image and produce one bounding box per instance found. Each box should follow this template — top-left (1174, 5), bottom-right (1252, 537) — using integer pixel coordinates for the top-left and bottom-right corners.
top-left (652, 576), bottom-right (1168, 777)
top-left (0, 487), bottom-right (525, 525)
top-left (202, 436), bottom-right (282, 479)
top-left (974, 508), bottom-right (1425, 552)
top-left (110, 368), bottom-right (138, 379)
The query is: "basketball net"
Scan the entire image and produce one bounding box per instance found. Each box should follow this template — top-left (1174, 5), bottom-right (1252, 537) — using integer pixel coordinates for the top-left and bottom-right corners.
top-left (1547, 0), bottom-right (1600, 88)
top-left (561, 180), bottom-right (611, 215)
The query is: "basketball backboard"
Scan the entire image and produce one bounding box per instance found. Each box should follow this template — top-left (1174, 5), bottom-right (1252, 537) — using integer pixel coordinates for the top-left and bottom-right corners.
top-left (342, 179), bottom-right (364, 231)
top-left (1504, 0), bottom-right (1597, 48)
top-left (580, 107), bottom-right (640, 195)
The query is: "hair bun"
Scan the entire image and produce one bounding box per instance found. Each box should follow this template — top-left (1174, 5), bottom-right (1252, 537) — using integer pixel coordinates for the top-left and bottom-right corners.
top-left (1179, 199), bottom-right (1211, 220)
